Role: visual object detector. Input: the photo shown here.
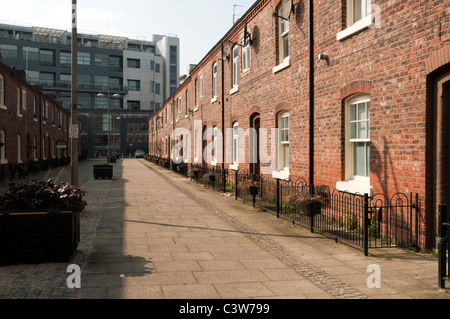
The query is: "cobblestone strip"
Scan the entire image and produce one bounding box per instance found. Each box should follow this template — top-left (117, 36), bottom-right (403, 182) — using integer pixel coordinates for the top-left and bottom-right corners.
top-left (143, 162), bottom-right (368, 299)
top-left (0, 174), bottom-right (113, 299)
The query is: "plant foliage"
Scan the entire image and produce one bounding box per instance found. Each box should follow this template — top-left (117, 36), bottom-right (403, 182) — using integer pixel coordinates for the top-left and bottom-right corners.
top-left (0, 179), bottom-right (87, 213)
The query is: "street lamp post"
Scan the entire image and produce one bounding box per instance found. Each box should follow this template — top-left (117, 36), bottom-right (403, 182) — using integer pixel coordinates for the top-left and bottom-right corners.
top-left (97, 87), bottom-right (120, 161)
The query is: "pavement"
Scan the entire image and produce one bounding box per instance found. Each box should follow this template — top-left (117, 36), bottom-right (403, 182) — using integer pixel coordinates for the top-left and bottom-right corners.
top-left (0, 158), bottom-right (449, 301)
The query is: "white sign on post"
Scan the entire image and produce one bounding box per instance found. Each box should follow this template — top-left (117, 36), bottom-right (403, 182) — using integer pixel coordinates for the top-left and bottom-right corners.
top-left (69, 124), bottom-right (79, 139)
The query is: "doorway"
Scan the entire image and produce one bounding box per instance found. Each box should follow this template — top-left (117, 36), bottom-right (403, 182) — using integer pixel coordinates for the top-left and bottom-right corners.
top-left (428, 67), bottom-right (450, 247)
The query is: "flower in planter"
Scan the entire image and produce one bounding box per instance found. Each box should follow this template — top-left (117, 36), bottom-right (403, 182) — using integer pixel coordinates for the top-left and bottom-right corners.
top-left (0, 179), bottom-right (87, 213)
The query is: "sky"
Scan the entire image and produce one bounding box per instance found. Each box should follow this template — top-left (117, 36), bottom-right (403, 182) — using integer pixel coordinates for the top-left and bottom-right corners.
top-left (0, 0), bottom-right (257, 75)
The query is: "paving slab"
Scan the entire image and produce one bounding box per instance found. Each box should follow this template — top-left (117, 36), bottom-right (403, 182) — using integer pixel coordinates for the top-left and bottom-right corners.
top-left (1, 158), bottom-right (449, 301)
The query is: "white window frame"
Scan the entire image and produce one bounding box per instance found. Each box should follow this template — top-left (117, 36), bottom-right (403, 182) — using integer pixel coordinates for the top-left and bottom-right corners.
top-left (0, 130), bottom-right (6, 164)
top-left (231, 122), bottom-right (239, 169)
top-left (17, 87), bottom-right (22, 117)
top-left (273, 0), bottom-right (291, 73)
top-left (17, 134), bottom-right (22, 163)
top-left (211, 62), bottom-right (218, 103)
top-left (22, 90), bottom-right (26, 110)
top-left (194, 78), bottom-right (199, 110)
top-left (0, 75), bottom-right (5, 108)
top-left (337, 0), bottom-right (373, 41)
top-left (199, 75), bottom-right (203, 99)
top-left (212, 126), bottom-right (218, 165)
top-left (272, 111), bottom-right (290, 180)
top-left (242, 38), bottom-right (250, 73)
top-left (337, 94), bottom-right (373, 195)
top-left (33, 136), bottom-right (37, 161)
top-left (194, 129), bottom-right (199, 162)
top-left (231, 45), bottom-right (239, 94)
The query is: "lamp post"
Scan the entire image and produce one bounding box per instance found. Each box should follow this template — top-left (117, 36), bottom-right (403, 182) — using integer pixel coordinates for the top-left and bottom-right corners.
top-left (97, 87), bottom-right (120, 161)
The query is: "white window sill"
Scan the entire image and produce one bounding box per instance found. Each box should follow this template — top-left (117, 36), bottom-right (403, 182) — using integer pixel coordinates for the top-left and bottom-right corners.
top-left (229, 86), bottom-right (239, 95)
top-left (0, 105), bottom-right (7, 110)
top-left (337, 15), bottom-right (372, 41)
top-left (184, 158), bottom-right (189, 163)
top-left (336, 180), bottom-right (373, 196)
top-left (17, 113), bottom-right (23, 118)
top-left (0, 159), bottom-right (8, 165)
top-left (211, 97), bottom-right (218, 104)
top-left (272, 57), bottom-right (290, 74)
top-left (229, 163), bottom-right (239, 171)
top-left (194, 157), bottom-right (199, 163)
top-left (194, 107), bottom-right (198, 112)
top-left (272, 168), bottom-right (290, 180)
top-left (211, 160), bottom-right (217, 167)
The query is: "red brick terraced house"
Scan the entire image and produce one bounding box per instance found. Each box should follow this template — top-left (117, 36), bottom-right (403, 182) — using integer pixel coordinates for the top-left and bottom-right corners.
top-left (0, 56), bottom-right (71, 180)
top-left (149, 0), bottom-right (449, 251)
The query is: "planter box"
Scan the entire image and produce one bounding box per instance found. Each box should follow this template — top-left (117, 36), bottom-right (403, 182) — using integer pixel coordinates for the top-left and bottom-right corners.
top-left (93, 165), bottom-right (113, 179)
top-left (0, 210), bottom-right (79, 266)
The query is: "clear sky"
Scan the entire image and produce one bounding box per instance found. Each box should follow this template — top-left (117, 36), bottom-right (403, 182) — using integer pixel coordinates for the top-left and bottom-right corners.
top-left (0, 0), bottom-right (257, 76)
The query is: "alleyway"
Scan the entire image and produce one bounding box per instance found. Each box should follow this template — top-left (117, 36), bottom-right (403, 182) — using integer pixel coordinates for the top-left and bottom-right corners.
top-left (0, 159), bottom-right (447, 300)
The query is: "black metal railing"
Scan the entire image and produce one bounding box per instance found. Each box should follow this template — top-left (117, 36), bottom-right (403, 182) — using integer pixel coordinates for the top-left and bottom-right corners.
top-left (439, 204), bottom-right (450, 289)
top-left (144, 156), bottom-right (422, 255)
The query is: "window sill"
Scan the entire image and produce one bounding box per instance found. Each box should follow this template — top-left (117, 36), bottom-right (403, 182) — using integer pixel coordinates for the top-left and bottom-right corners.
top-left (194, 107), bottom-right (198, 112)
top-left (272, 168), bottom-right (290, 180)
top-left (211, 97), bottom-right (217, 104)
top-left (0, 105), bottom-right (6, 110)
top-left (211, 160), bottom-right (217, 167)
top-left (336, 180), bottom-right (373, 196)
top-left (229, 163), bottom-right (239, 171)
top-left (0, 159), bottom-right (7, 165)
top-left (337, 15), bottom-right (372, 41)
top-left (272, 57), bottom-right (290, 74)
top-left (229, 86), bottom-right (239, 95)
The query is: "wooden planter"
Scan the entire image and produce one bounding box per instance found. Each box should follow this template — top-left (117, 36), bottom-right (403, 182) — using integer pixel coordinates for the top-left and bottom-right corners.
top-left (93, 164), bottom-right (113, 179)
top-left (0, 210), bottom-right (79, 266)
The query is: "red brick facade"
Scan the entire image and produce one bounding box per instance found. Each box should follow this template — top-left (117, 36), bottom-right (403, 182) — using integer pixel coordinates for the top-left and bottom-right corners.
top-left (150, 0), bottom-right (449, 248)
top-left (0, 58), bottom-right (70, 170)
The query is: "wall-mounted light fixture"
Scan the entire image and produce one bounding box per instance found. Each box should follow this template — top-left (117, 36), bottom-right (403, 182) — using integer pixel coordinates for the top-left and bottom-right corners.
top-left (228, 19), bottom-right (253, 47)
top-left (318, 53), bottom-right (330, 65)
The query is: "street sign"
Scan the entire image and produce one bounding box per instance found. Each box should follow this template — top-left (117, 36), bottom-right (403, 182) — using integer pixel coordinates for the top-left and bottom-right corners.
top-left (69, 124), bottom-right (79, 139)
top-left (56, 141), bottom-right (67, 149)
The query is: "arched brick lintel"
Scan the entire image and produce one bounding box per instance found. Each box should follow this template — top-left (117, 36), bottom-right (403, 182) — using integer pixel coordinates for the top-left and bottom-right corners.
top-left (340, 81), bottom-right (372, 100)
top-left (425, 46), bottom-right (450, 75)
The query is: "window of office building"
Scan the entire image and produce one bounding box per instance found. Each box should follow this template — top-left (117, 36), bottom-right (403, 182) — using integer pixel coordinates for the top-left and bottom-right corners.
top-left (40, 49), bottom-right (55, 66)
top-left (77, 52), bottom-right (91, 66)
top-left (127, 58), bottom-right (140, 68)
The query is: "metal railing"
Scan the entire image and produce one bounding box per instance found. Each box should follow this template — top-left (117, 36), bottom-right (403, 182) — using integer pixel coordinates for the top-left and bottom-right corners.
top-left (145, 156), bottom-right (422, 255)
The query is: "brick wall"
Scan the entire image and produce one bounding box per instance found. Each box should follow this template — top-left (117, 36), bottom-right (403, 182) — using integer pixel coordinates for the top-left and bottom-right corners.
top-left (149, 0), bottom-right (449, 248)
top-left (0, 61), bottom-right (70, 168)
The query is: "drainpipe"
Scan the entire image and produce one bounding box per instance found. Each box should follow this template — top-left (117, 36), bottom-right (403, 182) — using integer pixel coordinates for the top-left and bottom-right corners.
top-left (221, 41), bottom-right (226, 193)
top-left (309, 0), bottom-right (314, 195)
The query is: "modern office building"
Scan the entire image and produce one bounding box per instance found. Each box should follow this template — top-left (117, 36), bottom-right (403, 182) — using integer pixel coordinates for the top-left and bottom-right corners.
top-left (0, 22), bottom-right (180, 157)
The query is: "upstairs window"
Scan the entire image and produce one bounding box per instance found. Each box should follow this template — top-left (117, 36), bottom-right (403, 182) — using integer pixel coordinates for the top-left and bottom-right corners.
top-left (0, 75), bottom-right (4, 107)
top-left (242, 38), bottom-right (250, 73)
top-left (212, 62), bottom-right (218, 101)
top-left (348, 0), bottom-right (372, 26)
top-left (278, 0), bottom-right (290, 64)
top-left (337, 0), bottom-right (373, 41)
top-left (232, 45), bottom-right (239, 89)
